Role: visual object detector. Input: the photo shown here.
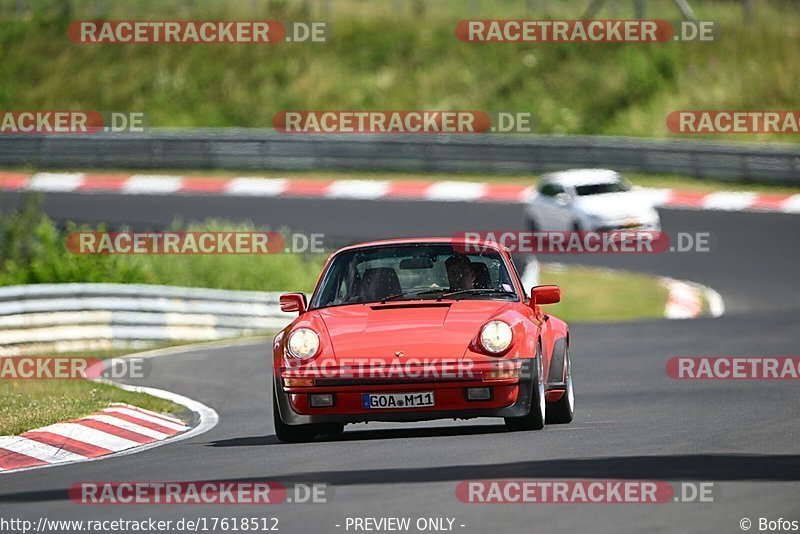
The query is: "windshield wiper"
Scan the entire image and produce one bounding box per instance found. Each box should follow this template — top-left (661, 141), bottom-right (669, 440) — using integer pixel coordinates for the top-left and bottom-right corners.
top-left (379, 288), bottom-right (448, 303)
top-left (379, 289), bottom-right (435, 303)
top-left (378, 291), bottom-right (412, 303)
top-left (436, 288), bottom-right (517, 301)
top-left (379, 287), bottom-right (511, 303)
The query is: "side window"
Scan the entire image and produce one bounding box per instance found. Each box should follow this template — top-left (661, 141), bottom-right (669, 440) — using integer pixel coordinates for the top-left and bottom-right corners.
top-left (507, 256), bottom-right (523, 292)
top-left (336, 276), bottom-right (349, 303)
top-left (539, 182), bottom-right (564, 197)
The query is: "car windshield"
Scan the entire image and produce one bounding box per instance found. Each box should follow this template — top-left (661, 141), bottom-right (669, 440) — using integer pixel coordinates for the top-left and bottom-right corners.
top-left (574, 179), bottom-right (631, 196)
top-left (311, 244), bottom-right (519, 308)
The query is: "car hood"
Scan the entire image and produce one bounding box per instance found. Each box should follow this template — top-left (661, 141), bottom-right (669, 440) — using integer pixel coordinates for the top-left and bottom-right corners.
top-left (315, 299), bottom-right (513, 362)
top-left (575, 191), bottom-right (656, 220)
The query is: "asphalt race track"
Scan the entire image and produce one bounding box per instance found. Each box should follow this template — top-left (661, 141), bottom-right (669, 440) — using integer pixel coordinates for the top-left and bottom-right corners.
top-left (1, 191), bottom-right (799, 533)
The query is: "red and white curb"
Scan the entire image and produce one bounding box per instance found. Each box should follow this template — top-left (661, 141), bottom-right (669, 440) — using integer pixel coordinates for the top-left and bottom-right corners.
top-left (0, 404), bottom-right (187, 472)
top-left (0, 349), bottom-right (221, 474)
top-left (662, 277), bottom-right (725, 320)
top-left (0, 171), bottom-right (798, 214)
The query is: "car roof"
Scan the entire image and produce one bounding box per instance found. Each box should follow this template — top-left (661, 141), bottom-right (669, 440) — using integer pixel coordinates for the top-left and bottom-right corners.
top-left (541, 168), bottom-right (622, 187)
top-left (334, 237), bottom-right (510, 254)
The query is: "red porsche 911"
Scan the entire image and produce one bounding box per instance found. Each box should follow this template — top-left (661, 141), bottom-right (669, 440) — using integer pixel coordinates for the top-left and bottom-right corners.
top-left (272, 238), bottom-right (574, 442)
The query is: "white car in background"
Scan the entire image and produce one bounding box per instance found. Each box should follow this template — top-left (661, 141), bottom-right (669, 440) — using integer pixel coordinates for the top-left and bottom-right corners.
top-left (524, 169), bottom-right (661, 232)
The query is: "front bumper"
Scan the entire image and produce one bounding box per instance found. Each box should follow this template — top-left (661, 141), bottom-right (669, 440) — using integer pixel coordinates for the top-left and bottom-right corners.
top-left (274, 359), bottom-right (536, 425)
top-left (595, 220), bottom-right (660, 232)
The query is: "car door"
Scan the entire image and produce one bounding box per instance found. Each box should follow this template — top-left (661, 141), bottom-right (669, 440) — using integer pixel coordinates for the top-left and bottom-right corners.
top-left (551, 184), bottom-right (577, 230)
top-left (535, 182), bottom-right (572, 230)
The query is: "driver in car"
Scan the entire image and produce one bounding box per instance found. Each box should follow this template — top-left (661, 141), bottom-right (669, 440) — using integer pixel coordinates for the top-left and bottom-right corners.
top-left (445, 255), bottom-right (476, 291)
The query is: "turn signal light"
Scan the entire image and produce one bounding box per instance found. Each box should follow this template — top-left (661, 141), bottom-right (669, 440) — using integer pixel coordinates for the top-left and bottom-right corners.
top-left (482, 369), bottom-right (519, 381)
top-left (283, 377), bottom-right (315, 387)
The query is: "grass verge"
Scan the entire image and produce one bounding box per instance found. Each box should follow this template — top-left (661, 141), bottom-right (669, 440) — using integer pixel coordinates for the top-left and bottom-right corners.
top-left (1, 1), bottom-right (798, 143)
top-left (0, 340), bottom-right (270, 437)
top-left (0, 196), bottom-right (326, 290)
top-left (539, 263), bottom-right (670, 322)
top-left (0, 378), bottom-right (182, 436)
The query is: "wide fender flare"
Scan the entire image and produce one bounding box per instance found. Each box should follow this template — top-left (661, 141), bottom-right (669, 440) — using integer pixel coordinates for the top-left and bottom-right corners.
top-left (544, 316), bottom-right (569, 385)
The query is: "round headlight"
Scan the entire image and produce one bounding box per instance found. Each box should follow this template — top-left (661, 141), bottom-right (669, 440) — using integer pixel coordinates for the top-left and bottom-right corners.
top-left (287, 328), bottom-right (320, 360)
top-left (480, 320), bottom-right (513, 354)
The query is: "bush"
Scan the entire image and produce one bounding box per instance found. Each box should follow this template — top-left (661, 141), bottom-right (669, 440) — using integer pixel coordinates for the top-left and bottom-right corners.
top-left (0, 195), bottom-right (325, 291)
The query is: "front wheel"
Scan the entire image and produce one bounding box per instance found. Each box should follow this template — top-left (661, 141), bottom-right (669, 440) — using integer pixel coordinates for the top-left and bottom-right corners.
top-left (505, 343), bottom-right (546, 431)
top-left (273, 390), bottom-right (318, 443)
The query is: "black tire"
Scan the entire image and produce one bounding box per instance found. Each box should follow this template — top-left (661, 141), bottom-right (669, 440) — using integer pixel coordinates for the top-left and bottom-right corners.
top-left (273, 390), bottom-right (318, 443)
top-left (572, 220), bottom-right (582, 232)
top-left (525, 216), bottom-right (539, 232)
top-left (505, 342), bottom-right (546, 431)
top-left (317, 423), bottom-right (345, 435)
top-left (546, 346), bottom-right (574, 424)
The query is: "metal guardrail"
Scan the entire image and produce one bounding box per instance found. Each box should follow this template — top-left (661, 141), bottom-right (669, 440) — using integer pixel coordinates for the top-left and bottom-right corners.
top-left (0, 130), bottom-right (798, 183)
top-left (0, 283), bottom-right (292, 355)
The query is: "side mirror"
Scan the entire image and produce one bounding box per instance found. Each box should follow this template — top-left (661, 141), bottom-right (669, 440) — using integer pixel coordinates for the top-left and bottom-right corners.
top-left (280, 293), bottom-right (307, 314)
top-left (555, 192), bottom-right (571, 206)
top-left (531, 285), bottom-right (561, 306)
